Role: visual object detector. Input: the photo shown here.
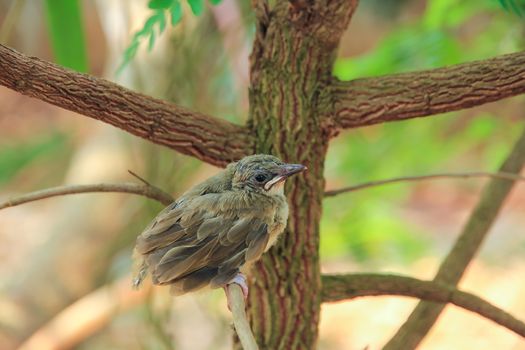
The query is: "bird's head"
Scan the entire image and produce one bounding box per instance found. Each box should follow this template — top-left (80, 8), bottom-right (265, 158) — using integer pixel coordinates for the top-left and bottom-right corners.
top-left (230, 154), bottom-right (307, 194)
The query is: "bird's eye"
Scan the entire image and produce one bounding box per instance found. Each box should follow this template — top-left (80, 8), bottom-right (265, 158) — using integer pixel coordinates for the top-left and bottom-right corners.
top-left (254, 174), bottom-right (267, 183)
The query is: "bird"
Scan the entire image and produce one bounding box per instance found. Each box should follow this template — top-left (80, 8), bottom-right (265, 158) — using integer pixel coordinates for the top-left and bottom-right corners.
top-left (132, 154), bottom-right (306, 299)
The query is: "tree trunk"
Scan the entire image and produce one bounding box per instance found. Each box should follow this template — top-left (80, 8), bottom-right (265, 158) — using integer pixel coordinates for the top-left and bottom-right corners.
top-left (243, 2), bottom-right (356, 348)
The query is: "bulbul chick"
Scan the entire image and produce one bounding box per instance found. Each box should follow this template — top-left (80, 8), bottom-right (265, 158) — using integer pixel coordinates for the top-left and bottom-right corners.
top-left (132, 154), bottom-right (306, 297)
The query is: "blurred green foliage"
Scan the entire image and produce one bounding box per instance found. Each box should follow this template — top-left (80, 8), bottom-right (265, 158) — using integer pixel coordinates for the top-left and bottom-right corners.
top-left (322, 0), bottom-right (523, 264)
top-left (498, 0), bottom-right (525, 17)
top-left (44, 0), bottom-right (88, 72)
top-left (0, 132), bottom-right (67, 185)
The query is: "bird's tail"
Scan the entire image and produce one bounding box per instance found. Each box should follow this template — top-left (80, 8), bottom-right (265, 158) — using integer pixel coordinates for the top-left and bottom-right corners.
top-left (131, 249), bottom-right (148, 289)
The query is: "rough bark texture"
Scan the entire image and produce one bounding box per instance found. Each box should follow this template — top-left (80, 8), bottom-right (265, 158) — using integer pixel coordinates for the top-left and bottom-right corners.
top-left (383, 126), bottom-right (525, 350)
top-left (321, 274), bottom-right (525, 337)
top-left (244, 1), bottom-right (357, 348)
top-left (0, 44), bottom-right (253, 167)
top-left (333, 51), bottom-right (525, 129)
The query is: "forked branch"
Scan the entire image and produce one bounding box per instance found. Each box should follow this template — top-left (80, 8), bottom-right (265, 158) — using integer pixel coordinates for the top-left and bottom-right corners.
top-left (332, 51), bottom-right (525, 129)
top-left (321, 273), bottom-right (525, 338)
top-left (0, 44), bottom-right (254, 167)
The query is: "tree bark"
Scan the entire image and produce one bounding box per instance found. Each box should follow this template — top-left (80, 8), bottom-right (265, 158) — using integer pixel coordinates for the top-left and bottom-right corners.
top-left (244, 1), bottom-right (357, 348)
top-left (0, 44), bottom-right (253, 167)
top-left (332, 51), bottom-right (525, 129)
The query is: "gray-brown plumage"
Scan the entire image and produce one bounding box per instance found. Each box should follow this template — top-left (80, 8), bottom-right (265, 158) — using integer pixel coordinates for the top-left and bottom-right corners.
top-left (132, 154), bottom-right (306, 296)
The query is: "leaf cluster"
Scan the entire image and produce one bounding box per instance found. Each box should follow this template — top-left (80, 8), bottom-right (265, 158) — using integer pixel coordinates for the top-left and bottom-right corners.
top-left (118, 0), bottom-right (222, 73)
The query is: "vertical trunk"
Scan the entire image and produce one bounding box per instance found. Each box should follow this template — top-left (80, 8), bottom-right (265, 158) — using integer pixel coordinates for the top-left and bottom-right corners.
top-left (244, 2), bottom-right (356, 348)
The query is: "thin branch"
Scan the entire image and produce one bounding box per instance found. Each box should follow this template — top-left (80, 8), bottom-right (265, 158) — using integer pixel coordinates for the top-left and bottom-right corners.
top-left (384, 126), bottom-right (525, 350)
top-left (332, 51), bottom-right (525, 130)
top-left (0, 44), bottom-right (254, 167)
top-left (0, 182), bottom-right (174, 210)
top-left (324, 171), bottom-right (525, 197)
top-left (321, 273), bottom-right (525, 338)
top-left (226, 284), bottom-right (259, 350)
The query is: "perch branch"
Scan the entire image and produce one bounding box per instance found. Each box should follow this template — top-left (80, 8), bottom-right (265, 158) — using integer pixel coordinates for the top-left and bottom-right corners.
top-left (321, 273), bottom-right (525, 338)
top-left (324, 171), bottom-right (525, 197)
top-left (332, 51), bottom-right (525, 130)
top-left (384, 126), bottom-right (525, 350)
top-left (0, 182), bottom-right (174, 210)
top-left (226, 284), bottom-right (259, 350)
top-left (0, 44), bottom-right (254, 167)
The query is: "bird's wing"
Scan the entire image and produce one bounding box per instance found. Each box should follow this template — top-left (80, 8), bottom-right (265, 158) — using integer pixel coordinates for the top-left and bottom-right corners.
top-left (134, 193), bottom-right (271, 294)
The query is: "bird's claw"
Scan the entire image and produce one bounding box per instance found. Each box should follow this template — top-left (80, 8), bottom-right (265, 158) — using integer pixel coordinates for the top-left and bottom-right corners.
top-left (228, 273), bottom-right (249, 298)
top-left (224, 273), bottom-right (248, 310)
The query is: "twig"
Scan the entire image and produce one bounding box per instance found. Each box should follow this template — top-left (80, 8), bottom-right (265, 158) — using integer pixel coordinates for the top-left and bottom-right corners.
top-left (127, 169), bottom-right (153, 187)
top-left (321, 273), bottom-right (525, 338)
top-left (324, 171), bottom-right (525, 197)
top-left (226, 284), bottom-right (259, 350)
top-left (0, 182), bottom-right (174, 210)
top-left (384, 127), bottom-right (525, 349)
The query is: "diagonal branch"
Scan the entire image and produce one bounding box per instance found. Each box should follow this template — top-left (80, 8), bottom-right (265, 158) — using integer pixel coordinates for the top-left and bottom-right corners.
top-left (321, 274), bottom-right (525, 338)
top-left (383, 126), bottom-right (525, 350)
top-left (332, 51), bottom-right (525, 130)
top-left (0, 44), bottom-right (254, 167)
top-left (324, 171), bottom-right (525, 197)
top-left (0, 182), bottom-right (174, 210)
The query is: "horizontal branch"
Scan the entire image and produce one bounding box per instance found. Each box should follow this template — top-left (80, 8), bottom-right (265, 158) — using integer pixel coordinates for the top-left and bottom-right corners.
top-left (333, 51), bottom-right (525, 129)
top-left (321, 273), bottom-right (525, 338)
top-left (324, 171), bottom-right (525, 197)
top-left (0, 182), bottom-right (174, 210)
top-left (0, 44), bottom-right (254, 167)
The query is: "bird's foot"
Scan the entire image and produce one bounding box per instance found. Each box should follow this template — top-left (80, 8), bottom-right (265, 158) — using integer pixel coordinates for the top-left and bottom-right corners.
top-left (224, 273), bottom-right (248, 310)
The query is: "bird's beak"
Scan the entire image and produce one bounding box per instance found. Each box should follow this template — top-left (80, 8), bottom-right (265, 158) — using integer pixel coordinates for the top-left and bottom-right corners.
top-left (279, 163), bottom-right (307, 178)
top-left (264, 163), bottom-right (307, 190)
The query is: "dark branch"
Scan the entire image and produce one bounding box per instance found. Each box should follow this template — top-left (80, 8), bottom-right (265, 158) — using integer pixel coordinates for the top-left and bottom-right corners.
top-left (384, 126), bottom-right (525, 349)
top-left (324, 171), bottom-right (525, 197)
top-left (0, 183), bottom-right (174, 210)
top-left (321, 273), bottom-right (525, 338)
top-left (332, 51), bottom-right (525, 130)
top-left (0, 44), bottom-right (254, 167)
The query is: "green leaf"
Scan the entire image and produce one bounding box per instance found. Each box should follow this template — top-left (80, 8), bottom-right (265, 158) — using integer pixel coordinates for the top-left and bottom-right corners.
top-left (508, 0), bottom-right (525, 16)
top-left (187, 0), bottom-right (204, 15)
top-left (44, 0), bottom-right (88, 72)
top-left (497, 0), bottom-right (525, 17)
top-left (170, 1), bottom-right (183, 25)
top-left (498, 0), bottom-right (510, 10)
top-left (158, 11), bottom-right (167, 33)
top-left (148, 0), bottom-right (173, 9)
top-left (148, 32), bottom-right (156, 51)
top-left (208, 0), bottom-right (222, 4)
